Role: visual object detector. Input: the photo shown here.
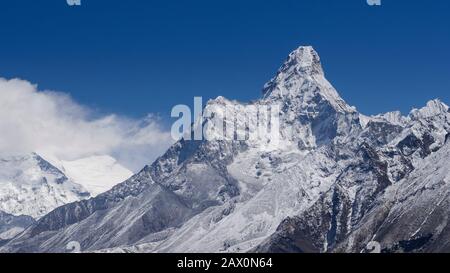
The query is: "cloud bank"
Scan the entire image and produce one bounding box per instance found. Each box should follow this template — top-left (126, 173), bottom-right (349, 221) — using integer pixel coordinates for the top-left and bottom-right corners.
top-left (0, 77), bottom-right (173, 172)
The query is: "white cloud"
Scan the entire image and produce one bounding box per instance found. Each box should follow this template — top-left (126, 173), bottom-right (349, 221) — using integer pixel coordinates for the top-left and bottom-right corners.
top-left (0, 77), bottom-right (173, 172)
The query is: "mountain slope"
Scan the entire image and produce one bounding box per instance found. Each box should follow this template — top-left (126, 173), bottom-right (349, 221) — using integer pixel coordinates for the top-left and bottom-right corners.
top-left (0, 211), bottom-right (35, 242)
top-left (335, 139), bottom-right (450, 253)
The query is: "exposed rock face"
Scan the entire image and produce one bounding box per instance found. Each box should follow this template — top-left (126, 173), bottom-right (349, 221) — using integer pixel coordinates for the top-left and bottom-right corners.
top-left (2, 46), bottom-right (450, 253)
top-left (0, 211), bottom-right (35, 245)
top-left (334, 141), bottom-right (450, 253)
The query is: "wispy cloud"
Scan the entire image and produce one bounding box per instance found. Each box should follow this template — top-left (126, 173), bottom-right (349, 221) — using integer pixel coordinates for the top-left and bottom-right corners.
top-left (0, 77), bottom-right (172, 172)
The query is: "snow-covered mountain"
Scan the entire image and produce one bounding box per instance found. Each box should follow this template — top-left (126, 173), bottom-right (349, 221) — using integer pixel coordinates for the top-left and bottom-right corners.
top-left (0, 153), bottom-right (90, 219)
top-left (44, 155), bottom-right (133, 197)
top-left (2, 46), bottom-right (449, 253)
top-left (0, 153), bottom-right (132, 220)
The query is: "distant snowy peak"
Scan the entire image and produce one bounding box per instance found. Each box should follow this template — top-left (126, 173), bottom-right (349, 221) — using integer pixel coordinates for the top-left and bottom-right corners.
top-left (0, 153), bottom-right (90, 218)
top-left (0, 152), bottom-right (131, 219)
top-left (410, 99), bottom-right (449, 120)
top-left (361, 100), bottom-right (449, 130)
top-left (371, 111), bottom-right (407, 126)
top-left (57, 155), bottom-right (133, 196)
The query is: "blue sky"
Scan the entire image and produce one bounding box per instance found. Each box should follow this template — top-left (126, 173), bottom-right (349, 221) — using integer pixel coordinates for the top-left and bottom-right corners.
top-left (0, 0), bottom-right (449, 121)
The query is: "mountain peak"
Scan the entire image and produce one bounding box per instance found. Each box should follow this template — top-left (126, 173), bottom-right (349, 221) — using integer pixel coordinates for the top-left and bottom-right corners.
top-left (262, 46), bottom-right (355, 114)
top-left (281, 46), bottom-right (324, 76)
top-left (410, 99), bottom-right (449, 120)
top-left (262, 46), bottom-right (326, 99)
